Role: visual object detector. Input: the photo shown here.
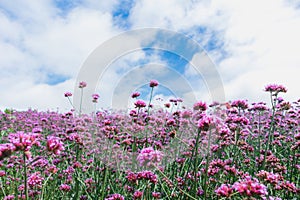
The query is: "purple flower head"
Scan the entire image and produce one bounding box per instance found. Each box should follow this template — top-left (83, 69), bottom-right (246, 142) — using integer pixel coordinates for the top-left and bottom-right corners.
top-left (215, 184), bottom-right (233, 197)
top-left (79, 81), bottom-right (87, 88)
top-left (9, 132), bottom-right (37, 151)
top-left (264, 84), bottom-right (287, 94)
top-left (232, 176), bottom-right (268, 196)
top-left (105, 194), bottom-right (125, 200)
top-left (277, 97), bottom-right (284, 103)
top-left (149, 80), bottom-right (159, 87)
top-left (197, 114), bottom-right (212, 131)
top-left (4, 195), bottom-right (15, 200)
top-left (152, 192), bottom-right (161, 199)
top-left (28, 172), bottom-right (44, 188)
top-left (59, 184), bottom-right (71, 192)
top-left (137, 147), bottom-right (163, 167)
top-left (131, 92), bottom-right (140, 98)
top-left (231, 99), bottom-right (248, 110)
top-left (250, 102), bottom-right (268, 111)
top-left (193, 101), bottom-right (207, 111)
top-left (47, 136), bottom-right (65, 155)
top-left (64, 92), bottom-right (72, 97)
top-left (92, 93), bottom-right (100, 103)
top-left (134, 100), bottom-right (146, 108)
top-left (133, 190), bottom-right (143, 199)
top-left (0, 143), bottom-right (16, 160)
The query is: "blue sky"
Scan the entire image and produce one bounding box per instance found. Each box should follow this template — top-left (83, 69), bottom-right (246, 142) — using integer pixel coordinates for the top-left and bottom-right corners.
top-left (0, 0), bottom-right (299, 111)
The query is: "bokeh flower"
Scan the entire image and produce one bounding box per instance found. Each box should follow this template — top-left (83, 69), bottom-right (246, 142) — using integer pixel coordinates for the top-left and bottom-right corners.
top-left (149, 80), bottom-right (159, 87)
top-left (79, 81), bottom-right (87, 88)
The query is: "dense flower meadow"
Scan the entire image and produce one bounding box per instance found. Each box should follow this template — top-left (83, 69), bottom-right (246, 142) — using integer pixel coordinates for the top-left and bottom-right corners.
top-left (0, 81), bottom-right (299, 199)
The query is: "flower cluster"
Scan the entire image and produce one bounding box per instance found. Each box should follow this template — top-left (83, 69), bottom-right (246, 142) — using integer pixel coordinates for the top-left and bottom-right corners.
top-left (149, 80), bottom-right (159, 87)
top-left (79, 81), bottom-right (87, 88)
top-left (264, 84), bottom-right (287, 94)
top-left (232, 176), bottom-right (268, 196)
top-left (46, 136), bottom-right (65, 155)
top-left (137, 147), bottom-right (163, 167)
top-left (92, 93), bottom-right (100, 103)
top-left (134, 100), bottom-right (147, 108)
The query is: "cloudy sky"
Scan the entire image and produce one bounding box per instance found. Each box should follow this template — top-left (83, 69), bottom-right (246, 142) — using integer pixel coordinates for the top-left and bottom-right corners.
top-left (0, 0), bottom-right (299, 112)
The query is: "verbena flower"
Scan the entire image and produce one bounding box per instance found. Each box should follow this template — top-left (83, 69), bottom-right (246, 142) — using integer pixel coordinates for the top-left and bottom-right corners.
top-left (92, 93), bottom-right (100, 103)
top-left (215, 184), bottom-right (233, 197)
top-left (59, 184), bottom-right (71, 192)
top-left (28, 172), bottom-right (44, 188)
top-left (9, 132), bottom-right (37, 151)
top-left (131, 92), bottom-right (140, 98)
top-left (149, 80), bottom-right (159, 87)
top-left (193, 101), bottom-right (207, 111)
top-left (133, 190), bottom-right (143, 199)
top-left (232, 176), bottom-right (268, 196)
top-left (0, 143), bottom-right (16, 160)
top-left (137, 147), bottom-right (163, 167)
top-left (105, 194), bottom-right (125, 200)
top-left (64, 92), bottom-right (72, 97)
top-left (231, 99), bottom-right (248, 110)
top-left (79, 81), bottom-right (87, 88)
top-left (197, 114), bottom-right (212, 131)
top-left (134, 100), bottom-right (147, 108)
top-left (264, 84), bottom-right (287, 94)
top-left (47, 136), bottom-right (64, 155)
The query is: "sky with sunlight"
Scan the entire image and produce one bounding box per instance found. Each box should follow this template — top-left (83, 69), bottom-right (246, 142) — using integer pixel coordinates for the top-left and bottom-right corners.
top-left (0, 0), bottom-right (299, 111)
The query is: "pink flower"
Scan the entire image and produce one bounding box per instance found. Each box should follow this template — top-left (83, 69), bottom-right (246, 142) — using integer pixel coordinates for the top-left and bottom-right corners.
top-left (149, 80), bottom-right (159, 87)
top-left (152, 192), bottom-right (161, 199)
top-left (105, 194), bottom-right (125, 200)
top-left (0, 170), bottom-right (5, 177)
top-left (193, 101), bottom-right (207, 111)
top-left (0, 143), bottom-right (16, 160)
top-left (131, 92), bottom-right (140, 98)
top-left (64, 92), bottom-right (72, 97)
top-left (59, 184), bottom-right (71, 192)
top-left (164, 103), bottom-right (171, 108)
top-left (231, 99), bottom-right (248, 110)
top-left (28, 172), bottom-right (44, 188)
top-left (4, 195), bottom-right (15, 200)
top-left (264, 84), bottom-right (287, 94)
top-left (197, 114), bottom-right (212, 131)
top-left (9, 132), bottom-right (36, 151)
top-left (133, 190), bottom-right (143, 199)
top-left (92, 93), bottom-right (100, 103)
top-left (232, 176), bottom-right (268, 196)
top-left (215, 184), bottom-right (233, 197)
top-left (79, 81), bottom-right (87, 88)
top-left (134, 100), bottom-right (147, 108)
top-left (137, 147), bottom-right (163, 167)
top-left (47, 136), bottom-right (65, 155)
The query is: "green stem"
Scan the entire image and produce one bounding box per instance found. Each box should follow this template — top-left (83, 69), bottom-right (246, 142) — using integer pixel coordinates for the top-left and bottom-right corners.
top-left (262, 92), bottom-right (276, 170)
top-left (147, 87), bottom-right (154, 116)
top-left (193, 129), bottom-right (201, 195)
top-left (155, 166), bottom-right (197, 200)
top-left (203, 128), bottom-right (212, 199)
top-left (23, 152), bottom-right (28, 200)
top-left (40, 174), bottom-right (52, 200)
top-left (67, 97), bottom-right (75, 110)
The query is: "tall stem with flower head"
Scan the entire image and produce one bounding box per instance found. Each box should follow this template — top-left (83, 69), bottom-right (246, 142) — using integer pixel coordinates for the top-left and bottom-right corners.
top-left (23, 151), bottom-right (28, 200)
top-left (262, 84), bottom-right (287, 170)
top-left (147, 87), bottom-right (154, 115)
top-left (78, 81), bottom-right (87, 116)
top-left (64, 92), bottom-right (75, 110)
top-left (147, 80), bottom-right (159, 116)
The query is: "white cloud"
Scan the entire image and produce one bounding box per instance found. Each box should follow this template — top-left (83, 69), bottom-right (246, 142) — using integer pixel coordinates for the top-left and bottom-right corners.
top-left (0, 0), bottom-right (299, 111)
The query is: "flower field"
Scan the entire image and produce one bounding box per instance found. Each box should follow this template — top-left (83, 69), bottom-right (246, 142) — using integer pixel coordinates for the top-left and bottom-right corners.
top-left (0, 82), bottom-right (299, 199)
